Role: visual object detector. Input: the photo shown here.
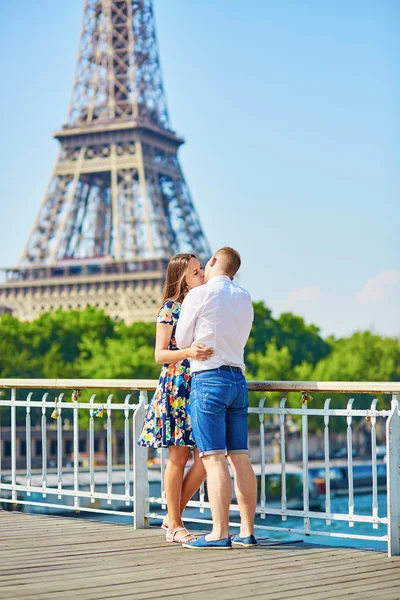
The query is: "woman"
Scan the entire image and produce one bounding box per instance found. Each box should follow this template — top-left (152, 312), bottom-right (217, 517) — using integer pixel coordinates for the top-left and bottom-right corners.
top-left (138, 253), bottom-right (213, 543)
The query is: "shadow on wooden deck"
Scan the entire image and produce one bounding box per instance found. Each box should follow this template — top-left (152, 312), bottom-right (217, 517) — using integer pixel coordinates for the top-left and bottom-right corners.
top-left (0, 511), bottom-right (399, 600)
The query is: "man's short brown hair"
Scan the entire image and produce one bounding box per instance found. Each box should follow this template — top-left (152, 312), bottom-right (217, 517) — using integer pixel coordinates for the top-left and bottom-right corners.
top-left (215, 247), bottom-right (241, 278)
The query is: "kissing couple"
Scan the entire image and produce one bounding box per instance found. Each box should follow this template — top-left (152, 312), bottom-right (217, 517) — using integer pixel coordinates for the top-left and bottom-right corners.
top-left (139, 246), bottom-right (257, 549)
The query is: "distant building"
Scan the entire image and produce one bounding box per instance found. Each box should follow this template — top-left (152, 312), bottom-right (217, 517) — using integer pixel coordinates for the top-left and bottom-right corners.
top-left (0, 427), bottom-right (118, 470)
top-left (0, 304), bottom-right (13, 316)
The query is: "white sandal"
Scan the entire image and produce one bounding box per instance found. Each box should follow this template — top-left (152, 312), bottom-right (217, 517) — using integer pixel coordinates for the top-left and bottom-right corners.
top-left (166, 527), bottom-right (196, 544)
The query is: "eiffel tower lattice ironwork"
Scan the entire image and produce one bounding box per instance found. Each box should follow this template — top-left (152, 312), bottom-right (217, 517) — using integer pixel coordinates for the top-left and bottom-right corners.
top-left (0, 0), bottom-right (211, 323)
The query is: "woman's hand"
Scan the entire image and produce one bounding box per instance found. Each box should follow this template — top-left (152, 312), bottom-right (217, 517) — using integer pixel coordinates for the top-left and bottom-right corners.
top-left (187, 344), bottom-right (214, 361)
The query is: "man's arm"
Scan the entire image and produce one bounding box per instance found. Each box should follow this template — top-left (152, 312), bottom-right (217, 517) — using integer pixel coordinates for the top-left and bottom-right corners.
top-left (176, 289), bottom-right (201, 349)
top-left (243, 293), bottom-right (254, 341)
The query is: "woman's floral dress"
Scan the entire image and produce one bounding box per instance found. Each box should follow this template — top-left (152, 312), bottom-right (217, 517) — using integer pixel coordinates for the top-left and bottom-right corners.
top-left (138, 300), bottom-right (195, 448)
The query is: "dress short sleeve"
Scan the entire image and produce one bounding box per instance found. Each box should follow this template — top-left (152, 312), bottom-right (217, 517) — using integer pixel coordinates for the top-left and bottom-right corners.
top-left (157, 300), bottom-right (180, 326)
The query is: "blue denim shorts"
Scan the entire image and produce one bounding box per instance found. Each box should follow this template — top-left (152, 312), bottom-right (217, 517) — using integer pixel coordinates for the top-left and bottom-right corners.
top-left (190, 367), bottom-right (249, 457)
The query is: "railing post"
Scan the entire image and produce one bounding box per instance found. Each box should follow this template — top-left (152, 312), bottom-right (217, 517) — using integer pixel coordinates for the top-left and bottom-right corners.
top-left (11, 388), bottom-right (17, 504)
top-left (73, 393), bottom-right (80, 511)
top-left (133, 390), bottom-right (149, 529)
top-left (387, 393), bottom-right (400, 557)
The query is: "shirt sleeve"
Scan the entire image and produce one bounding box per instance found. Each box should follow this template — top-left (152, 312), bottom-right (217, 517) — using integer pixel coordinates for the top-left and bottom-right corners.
top-left (175, 290), bottom-right (200, 349)
top-left (244, 294), bottom-right (254, 337)
top-left (157, 301), bottom-right (178, 326)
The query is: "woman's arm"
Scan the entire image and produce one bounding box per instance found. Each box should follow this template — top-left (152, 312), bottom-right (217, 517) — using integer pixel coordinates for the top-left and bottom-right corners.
top-left (175, 288), bottom-right (200, 350)
top-left (154, 323), bottom-right (213, 365)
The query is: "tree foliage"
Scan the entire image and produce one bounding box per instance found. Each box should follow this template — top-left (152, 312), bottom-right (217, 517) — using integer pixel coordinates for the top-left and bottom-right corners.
top-left (0, 303), bottom-right (398, 431)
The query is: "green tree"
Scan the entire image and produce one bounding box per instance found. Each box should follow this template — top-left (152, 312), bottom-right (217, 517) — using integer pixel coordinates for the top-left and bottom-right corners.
top-left (74, 320), bottom-right (158, 427)
top-left (274, 312), bottom-right (331, 368)
top-left (1, 304), bottom-right (399, 433)
top-left (246, 342), bottom-right (293, 427)
top-left (312, 331), bottom-right (400, 383)
top-left (0, 314), bottom-right (43, 377)
top-left (295, 332), bottom-right (400, 431)
top-left (76, 325), bottom-right (158, 380)
top-left (34, 307), bottom-right (117, 367)
top-left (245, 302), bottom-right (276, 354)
top-left (245, 302), bottom-right (331, 374)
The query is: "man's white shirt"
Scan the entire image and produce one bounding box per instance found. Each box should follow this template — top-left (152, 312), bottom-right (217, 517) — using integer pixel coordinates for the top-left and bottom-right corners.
top-left (176, 275), bottom-right (254, 373)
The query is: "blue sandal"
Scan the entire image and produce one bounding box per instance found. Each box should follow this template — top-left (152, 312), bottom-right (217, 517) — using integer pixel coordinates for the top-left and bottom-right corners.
top-left (182, 535), bottom-right (232, 550)
top-left (231, 534), bottom-right (257, 548)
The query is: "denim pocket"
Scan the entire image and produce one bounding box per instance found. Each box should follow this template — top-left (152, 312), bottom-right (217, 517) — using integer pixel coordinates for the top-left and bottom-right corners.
top-left (200, 381), bottom-right (231, 413)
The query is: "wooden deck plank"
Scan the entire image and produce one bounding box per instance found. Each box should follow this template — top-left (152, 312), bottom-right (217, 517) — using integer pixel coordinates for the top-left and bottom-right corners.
top-left (1, 556), bottom-right (392, 591)
top-left (5, 558), bottom-right (399, 596)
top-left (4, 554), bottom-right (393, 596)
top-left (0, 511), bottom-right (398, 600)
top-left (4, 561), bottom-right (399, 600)
top-left (258, 576), bottom-right (400, 600)
top-left (86, 571), bottom-right (400, 600)
top-left (45, 570), bottom-right (400, 600)
top-left (0, 548), bottom-right (390, 586)
top-left (0, 542), bottom-right (391, 574)
top-left (0, 544), bottom-right (385, 575)
top-left (0, 534), bottom-right (359, 564)
top-left (153, 581), bottom-right (400, 600)
top-left (81, 568), bottom-right (400, 599)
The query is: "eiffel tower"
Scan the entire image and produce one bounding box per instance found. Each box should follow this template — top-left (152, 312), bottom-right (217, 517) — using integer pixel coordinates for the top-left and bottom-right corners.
top-left (0, 0), bottom-right (211, 323)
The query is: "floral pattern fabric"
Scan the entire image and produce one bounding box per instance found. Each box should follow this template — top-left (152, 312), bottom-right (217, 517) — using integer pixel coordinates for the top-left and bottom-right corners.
top-left (138, 300), bottom-right (195, 448)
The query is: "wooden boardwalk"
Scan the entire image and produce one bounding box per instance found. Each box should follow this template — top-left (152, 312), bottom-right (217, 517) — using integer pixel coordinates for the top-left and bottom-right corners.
top-left (0, 512), bottom-right (399, 600)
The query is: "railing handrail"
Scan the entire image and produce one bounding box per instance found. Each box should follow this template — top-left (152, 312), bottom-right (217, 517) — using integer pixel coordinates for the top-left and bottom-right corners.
top-left (0, 379), bottom-right (157, 390)
top-left (0, 378), bottom-right (399, 394)
top-left (248, 381), bottom-right (400, 394)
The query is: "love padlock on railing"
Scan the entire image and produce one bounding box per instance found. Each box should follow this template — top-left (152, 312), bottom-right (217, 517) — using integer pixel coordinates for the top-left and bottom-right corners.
top-left (72, 389), bottom-right (82, 402)
top-left (301, 392), bottom-right (313, 405)
top-left (51, 396), bottom-right (59, 419)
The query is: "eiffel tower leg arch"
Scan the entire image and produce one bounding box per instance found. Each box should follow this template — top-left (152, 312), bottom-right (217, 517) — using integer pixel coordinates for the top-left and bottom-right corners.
top-left (0, 0), bottom-right (211, 322)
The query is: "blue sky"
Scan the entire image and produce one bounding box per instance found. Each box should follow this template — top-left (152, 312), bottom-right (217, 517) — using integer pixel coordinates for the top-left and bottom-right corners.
top-left (0, 0), bottom-right (398, 337)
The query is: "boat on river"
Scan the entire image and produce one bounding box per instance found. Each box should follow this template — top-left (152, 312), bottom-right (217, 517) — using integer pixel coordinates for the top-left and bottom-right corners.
top-left (309, 460), bottom-right (387, 496)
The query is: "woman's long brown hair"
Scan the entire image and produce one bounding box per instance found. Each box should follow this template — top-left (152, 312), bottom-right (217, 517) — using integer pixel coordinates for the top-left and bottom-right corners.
top-left (161, 253), bottom-right (197, 305)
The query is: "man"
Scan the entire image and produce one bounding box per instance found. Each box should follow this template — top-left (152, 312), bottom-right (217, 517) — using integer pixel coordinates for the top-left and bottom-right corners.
top-left (176, 247), bottom-right (257, 549)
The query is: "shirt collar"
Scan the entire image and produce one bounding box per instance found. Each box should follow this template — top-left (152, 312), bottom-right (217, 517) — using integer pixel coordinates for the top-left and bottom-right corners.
top-left (206, 275), bottom-right (232, 285)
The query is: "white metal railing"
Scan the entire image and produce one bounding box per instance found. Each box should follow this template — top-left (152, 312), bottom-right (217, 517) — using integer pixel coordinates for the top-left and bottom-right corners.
top-left (0, 379), bottom-right (399, 557)
top-left (0, 383), bottom-right (150, 526)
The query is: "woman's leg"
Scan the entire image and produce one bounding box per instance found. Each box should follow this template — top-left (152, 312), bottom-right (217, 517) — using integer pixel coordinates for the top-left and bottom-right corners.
top-left (164, 446), bottom-right (190, 537)
top-left (180, 449), bottom-right (206, 511)
top-left (162, 448), bottom-right (206, 531)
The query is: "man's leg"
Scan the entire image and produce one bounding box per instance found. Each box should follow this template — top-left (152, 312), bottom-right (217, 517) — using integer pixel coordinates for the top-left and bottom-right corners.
top-left (190, 372), bottom-right (230, 541)
top-left (228, 453), bottom-right (257, 537)
top-left (202, 454), bottom-right (231, 540)
top-left (226, 373), bottom-right (256, 538)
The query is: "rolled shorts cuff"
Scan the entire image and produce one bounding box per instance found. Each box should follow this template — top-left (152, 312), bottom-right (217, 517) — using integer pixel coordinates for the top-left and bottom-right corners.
top-left (198, 449), bottom-right (226, 458)
top-left (226, 449), bottom-right (248, 455)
